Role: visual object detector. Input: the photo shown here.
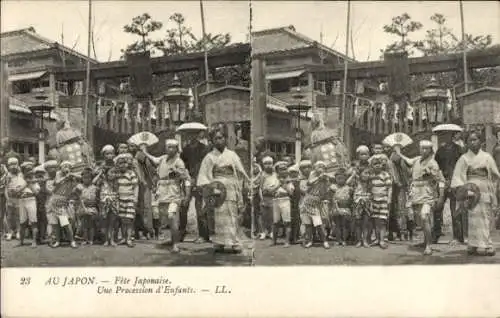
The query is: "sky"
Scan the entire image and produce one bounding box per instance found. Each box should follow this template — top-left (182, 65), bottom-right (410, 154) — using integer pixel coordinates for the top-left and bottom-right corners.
top-left (1, 1), bottom-right (499, 62)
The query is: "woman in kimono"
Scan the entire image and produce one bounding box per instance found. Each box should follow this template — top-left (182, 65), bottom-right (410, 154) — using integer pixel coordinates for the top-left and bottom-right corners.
top-left (451, 130), bottom-right (499, 256)
top-left (197, 125), bottom-right (250, 253)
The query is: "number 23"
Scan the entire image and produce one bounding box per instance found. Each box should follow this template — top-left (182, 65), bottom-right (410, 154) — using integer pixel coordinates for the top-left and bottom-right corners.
top-left (20, 277), bottom-right (31, 286)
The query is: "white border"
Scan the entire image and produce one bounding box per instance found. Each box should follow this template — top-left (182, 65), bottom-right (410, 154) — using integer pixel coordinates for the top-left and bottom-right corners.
top-left (2, 265), bottom-right (500, 317)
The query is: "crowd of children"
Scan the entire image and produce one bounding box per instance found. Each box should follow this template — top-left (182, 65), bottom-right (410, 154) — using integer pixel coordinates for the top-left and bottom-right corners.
top-left (253, 142), bottom-right (437, 251)
top-left (0, 141), bottom-right (191, 250)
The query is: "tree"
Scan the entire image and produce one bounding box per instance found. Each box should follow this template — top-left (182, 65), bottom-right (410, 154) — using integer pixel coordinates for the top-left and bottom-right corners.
top-left (381, 13), bottom-right (423, 55)
top-left (188, 32), bottom-right (232, 53)
top-left (417, 13), bottom-right (454, 56)
top-left (121, 13), bottom-right (164, 58)
top-left (417, 13), bottom-right (493, 56)
top-left (161, 13), bottom-right (194, 56)
top-left (160, 12), bottom-right (232, 56)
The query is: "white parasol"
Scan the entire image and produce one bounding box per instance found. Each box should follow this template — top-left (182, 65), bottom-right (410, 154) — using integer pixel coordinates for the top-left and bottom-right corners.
top-left (176, 122), bottom-right (207, 132)
top-left (383, 132), bottom-right (413, 148)
top-left (432, 124), bottom-right (463, 133)
top-left (128, 131), bottom-right (159, 147)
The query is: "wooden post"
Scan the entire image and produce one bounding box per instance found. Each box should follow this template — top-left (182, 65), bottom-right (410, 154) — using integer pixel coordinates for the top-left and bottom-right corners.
top-left (49, 72), bottom-right (57, 108)
top-left (308, 72), bottom-right (315, 112)
top-left (251, 57), bottom-right (267, 152)
top-left (0, 60), bottom-right (10, 142)
top-left (86, 78), bottom-right (97, 149)
top-left (485, 124), bottom-right (495, 153)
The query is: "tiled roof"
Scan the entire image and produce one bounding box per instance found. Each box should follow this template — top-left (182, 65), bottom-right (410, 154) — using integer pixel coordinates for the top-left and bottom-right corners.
top-left (0, 27), bottom-right (98, 63)
top-left (1, 28), bottom-right (51, 56)
top-left (267, 95), bottom-right (312, 118)
top-left (252, 26), bottom-right (355, 62)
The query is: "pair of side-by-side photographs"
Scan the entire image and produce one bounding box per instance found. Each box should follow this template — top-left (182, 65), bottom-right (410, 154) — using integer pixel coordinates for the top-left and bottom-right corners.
top-left (1, 0), bottom-right (499, 267)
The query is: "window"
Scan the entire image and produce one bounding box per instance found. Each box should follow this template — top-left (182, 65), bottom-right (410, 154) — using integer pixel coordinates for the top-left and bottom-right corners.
top-left (285, 142), bottom-right (294, 154)
top-left (12, 80), bottom-right (32, 94)
top-left (314, 80), bottom-right (326, 93)
top-left (56, 81), bottom-right (69, 94)
top-left (270, 79), bottom-right (290, 93)
top-left (12, 143), bottom-right (24, 155)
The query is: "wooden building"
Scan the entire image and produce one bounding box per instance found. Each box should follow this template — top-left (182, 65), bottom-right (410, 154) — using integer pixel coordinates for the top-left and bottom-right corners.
top-left (0, 27), bottom-right (97, 158)
top-left (252, 26), bottom-right (367, 156)
top-left (460, 86), bottom-right (500, 153)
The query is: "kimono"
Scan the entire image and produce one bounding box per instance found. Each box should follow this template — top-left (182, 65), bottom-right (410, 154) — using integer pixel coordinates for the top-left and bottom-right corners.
top-left (300, 171), bottom-right (330, 222)
top-left (75, 184), bottom-right (99, 216)
top-left (331, 184), bottom-right (353, 217)
top-left (197, 147), bottom-right (249, 247)
top-left (390, 153), bottom-right (412, 232)
top-left (353, 182), bottom-right (371, 219)
top-left (451, 150), bottom-right (500, 249)
top-left (370, 171), bottom-right (392, 220)
top-left (115, 170), bottom-right (139, 220)
top-left (132, 152), bottom-right (156, 232)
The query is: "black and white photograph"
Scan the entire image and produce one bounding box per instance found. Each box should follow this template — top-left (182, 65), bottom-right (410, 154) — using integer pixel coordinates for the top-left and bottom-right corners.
top-left (1, 0), bottom-right (500, 317)
top-left (250, 1), bottom-right (500, 266)
top-left (1, 0), bottom-right (253, 267)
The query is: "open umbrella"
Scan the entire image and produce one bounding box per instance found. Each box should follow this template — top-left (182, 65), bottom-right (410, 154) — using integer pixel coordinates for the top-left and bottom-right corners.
top-left (176, 122), bottom-right (207, 132)
top-left (432, 124), bottom-right (463, 133)
top-left (383, 132), bottom-right (413, 148)
top-left (128, 131), bottom-right (159, 147)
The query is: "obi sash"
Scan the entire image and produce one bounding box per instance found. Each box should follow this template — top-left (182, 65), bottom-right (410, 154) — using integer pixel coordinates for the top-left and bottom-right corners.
top-left (213, 165), bottom-right (234, 178)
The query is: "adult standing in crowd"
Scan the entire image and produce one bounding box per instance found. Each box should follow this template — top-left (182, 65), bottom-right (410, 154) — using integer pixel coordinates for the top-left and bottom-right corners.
top-left (128, 142), bottom-right (156, 240)
top-left (197, 125), bottom-right (250, 253)
top-left (434, 131), bottom-right (466, 244)
top-left (180, 131), bottom-right (210, 243)
top-left (451, 130), bottom-right (498, 256)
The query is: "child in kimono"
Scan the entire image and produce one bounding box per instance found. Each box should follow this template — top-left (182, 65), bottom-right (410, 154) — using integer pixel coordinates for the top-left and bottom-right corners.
top-left (251, 158), bottom-right (263, 239)
top-left (33, 165), bottom-right (49, 244)
top-left (114, 153), bottom-right (139, 247)
top-left (259, 156), bottom-right (280, 240)
top-left (298, 160), bottom-right (312, 241)
top-left (330, 168), bottom-right (353, 246)
top-left (74, 168), bottom-right (99, 245)
top-left (347, 145), bottom-right (371, 186)
top-left (287, 165), bottom-right (301, 244)
top-left (43, 160), bottom-right (58, 243)
top-left (95, 145), bottom-right (119, 245)
top-left (300, 161), bottom-right (330, 249)
top-left (47, 161), bottom-right (78, 248)
top-left (369, 154), bottom-right (392, 249)
top-left (353, 167), bottom-right (372, 247)
top-left (272, 162), bottom-right (292, 247)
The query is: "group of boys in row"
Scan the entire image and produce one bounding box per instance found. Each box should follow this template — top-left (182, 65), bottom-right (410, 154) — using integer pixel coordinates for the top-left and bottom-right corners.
top-left (253, 132), bottom-right (498, 256)
top-left (0, 137), bottom-right (208, 253)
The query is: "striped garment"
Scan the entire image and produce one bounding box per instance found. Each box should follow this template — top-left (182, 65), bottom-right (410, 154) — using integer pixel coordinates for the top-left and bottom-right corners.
top-left (370, 171), bottom-right (392, 220)
top-left (115, 170), bottom-right (138, 219)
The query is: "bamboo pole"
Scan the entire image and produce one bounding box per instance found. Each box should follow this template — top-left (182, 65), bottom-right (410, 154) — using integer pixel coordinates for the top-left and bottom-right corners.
top-left (200, 0), bottom-right (210, 87)
top-left (341, 0), bottom-right (351, 142)
top-left (84, 0), bottom-right (92, 142)
top-left (248, 0), bottom-right (255, 241)
top-left (459, 0), bottom-right (469, 93)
